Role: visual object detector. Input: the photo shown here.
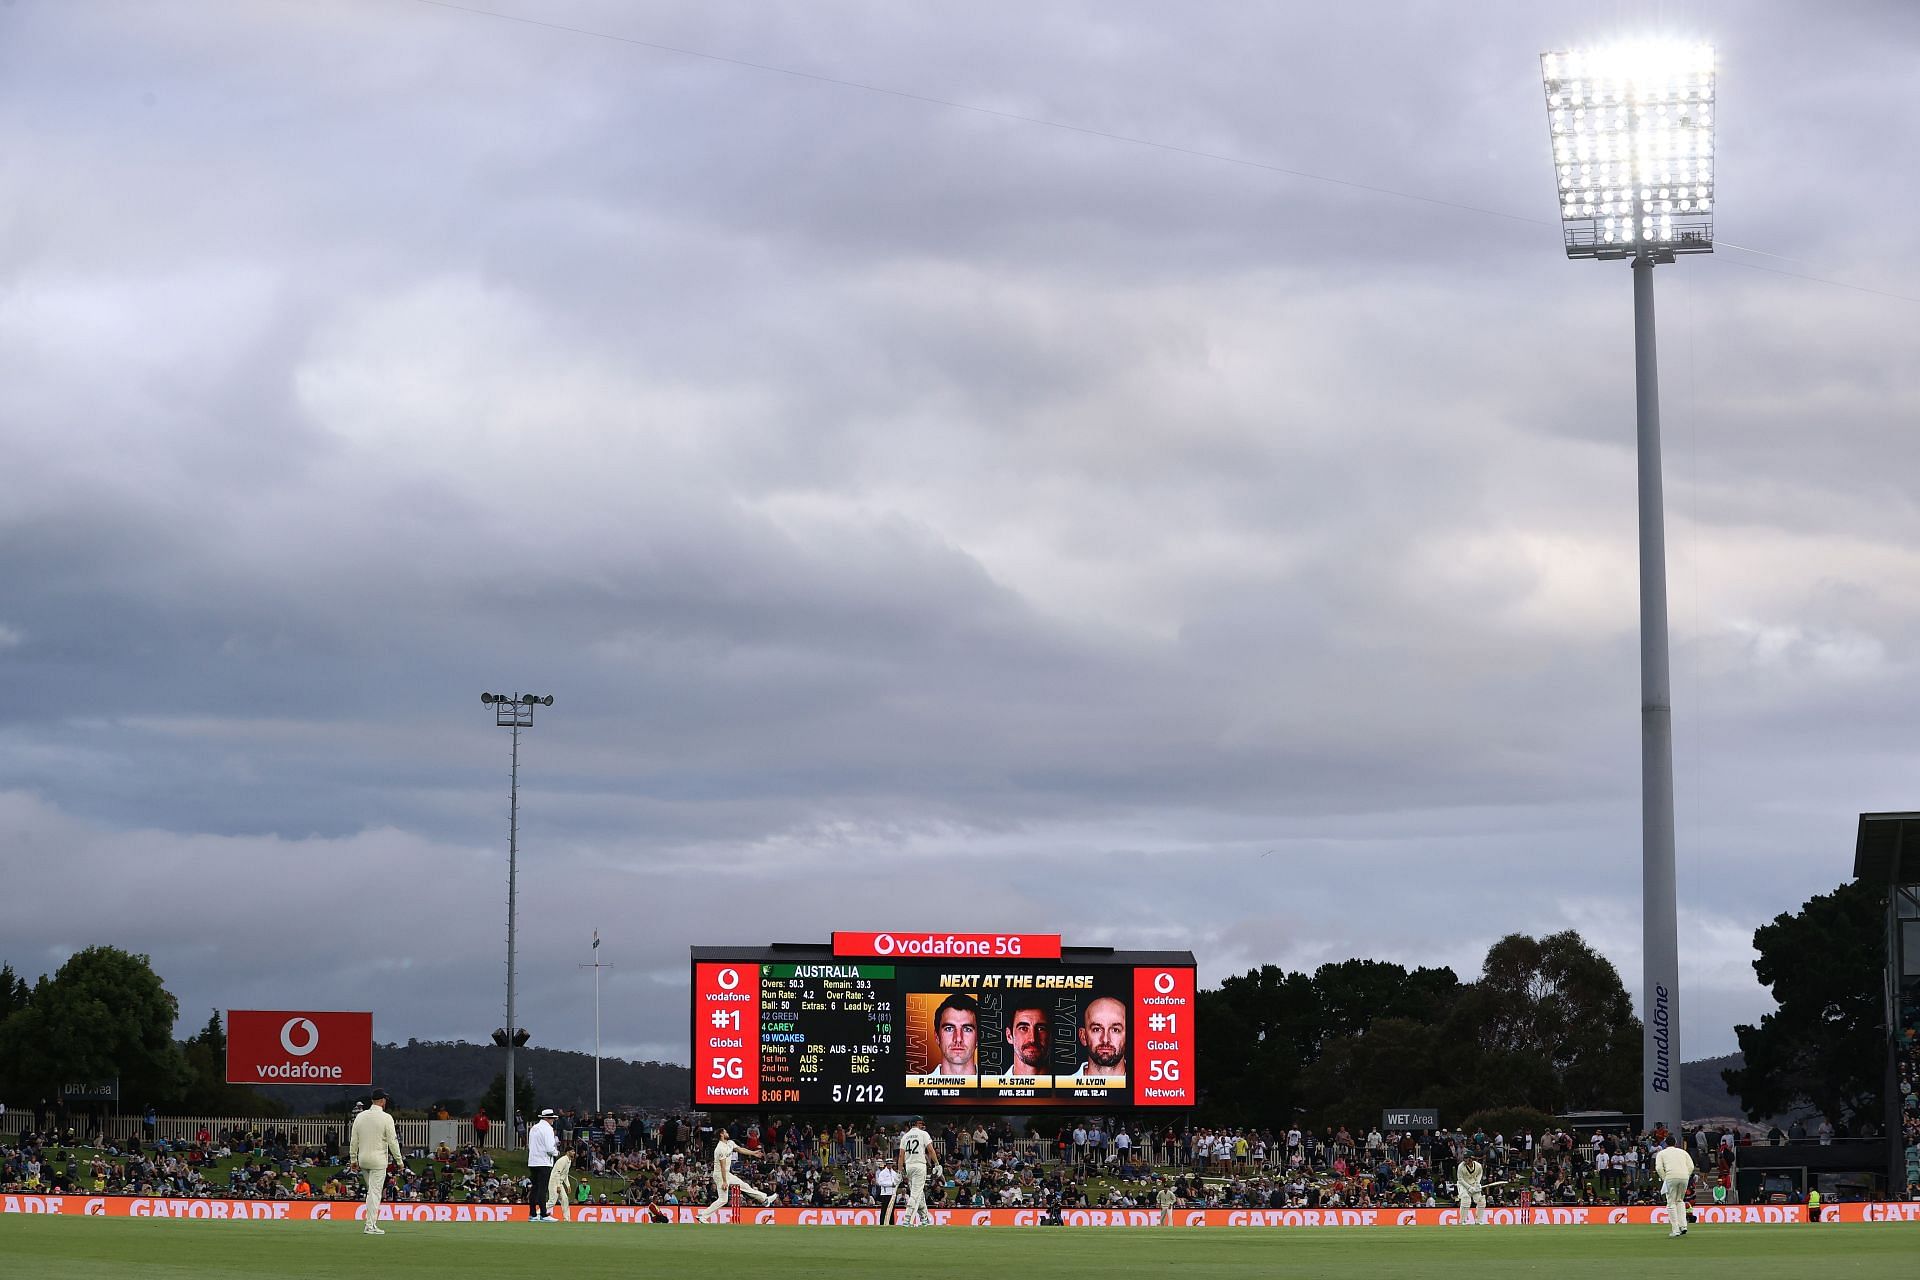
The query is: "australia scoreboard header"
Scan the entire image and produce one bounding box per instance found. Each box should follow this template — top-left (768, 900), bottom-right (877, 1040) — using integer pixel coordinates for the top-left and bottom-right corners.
top-left (691, 939), bottom-right (1196, 1112)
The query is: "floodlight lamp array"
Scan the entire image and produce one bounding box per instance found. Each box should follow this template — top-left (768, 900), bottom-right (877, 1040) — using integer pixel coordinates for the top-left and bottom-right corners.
top-left (1541, 43), bottom-right (1715, 260)
top-left (485, 691), bottom-right (551, 727)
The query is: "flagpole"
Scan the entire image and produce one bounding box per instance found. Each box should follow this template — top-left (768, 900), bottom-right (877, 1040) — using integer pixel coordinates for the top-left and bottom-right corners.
top-left (593, 932), bottom-right (601, 1114)
top-left (581, 931), bottom-right (607, 1114)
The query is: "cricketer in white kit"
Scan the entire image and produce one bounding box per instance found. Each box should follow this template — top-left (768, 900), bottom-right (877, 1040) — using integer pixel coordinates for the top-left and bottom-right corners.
top-left (1653, 1138), bottom-right (1696, 1237)
top-left (897, 1118), bottom-right (935, 1227)
top-left (701, 1128), bottom-right (773, 1222)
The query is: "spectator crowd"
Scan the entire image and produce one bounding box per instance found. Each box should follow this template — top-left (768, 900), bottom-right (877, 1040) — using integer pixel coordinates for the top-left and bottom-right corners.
top-left (1901, 1010), bottom-right (1919, 1190)
top-left (4, 1104), bottom-right (1916, 1210)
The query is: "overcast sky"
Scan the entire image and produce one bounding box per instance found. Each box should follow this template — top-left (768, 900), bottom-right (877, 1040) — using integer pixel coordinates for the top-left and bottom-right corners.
top-left (3, 1), bottom-right (1916, 1078)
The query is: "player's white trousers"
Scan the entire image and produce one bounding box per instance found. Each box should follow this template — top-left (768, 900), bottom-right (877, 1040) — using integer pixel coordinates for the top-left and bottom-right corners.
top-left (905, 1165), bottom-right (928, 1224)
top-left (362, 1164), bottom-right (388, 1221)
top-left (1457, 1191), bottom-right (1484, 1224)
top-left (1662, 1177), bottom-right (1688, 1233)
top-left (707, 1172), bottom-right (772, 1217)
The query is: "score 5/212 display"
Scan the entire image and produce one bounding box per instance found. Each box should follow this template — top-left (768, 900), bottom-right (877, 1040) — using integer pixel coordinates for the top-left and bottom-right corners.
top-left (692, 944), bottom-right (1196, 1111)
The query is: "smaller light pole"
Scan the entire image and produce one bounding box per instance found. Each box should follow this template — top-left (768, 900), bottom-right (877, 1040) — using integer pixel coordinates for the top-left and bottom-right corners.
top-left (482, 691), bottom-right (554, 1136)
top-left (580, 930), bottom-right (611, 1114)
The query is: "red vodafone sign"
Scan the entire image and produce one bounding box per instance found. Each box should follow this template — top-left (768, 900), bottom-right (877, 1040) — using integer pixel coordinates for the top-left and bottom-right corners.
top-left (226, 1011), bottom-right (373, 1086)
top-left (831, 931), bottom-right (1061, 959)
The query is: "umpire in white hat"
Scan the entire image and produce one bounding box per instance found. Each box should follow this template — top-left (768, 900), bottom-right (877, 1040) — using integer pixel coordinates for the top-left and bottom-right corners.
top-left (528, 1108), bottom-right (560, 1221)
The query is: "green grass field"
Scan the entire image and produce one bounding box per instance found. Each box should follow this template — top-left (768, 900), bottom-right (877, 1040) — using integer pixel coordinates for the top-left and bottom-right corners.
top-left (1, 1218), bottom-right (1915, 1279)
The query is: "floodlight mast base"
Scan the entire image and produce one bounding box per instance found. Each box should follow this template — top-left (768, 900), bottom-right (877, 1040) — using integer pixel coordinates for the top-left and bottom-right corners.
top-left (1633, 250), bottom-right (1681, 1141)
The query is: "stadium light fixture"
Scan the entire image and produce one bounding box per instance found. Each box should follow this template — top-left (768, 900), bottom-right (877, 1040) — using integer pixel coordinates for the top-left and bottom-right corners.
top-left (482, 691), bottom-right (555, 1132)
top-left (1539, 40), bottom-right (1713, 1140)
top-left (1541, 43), bottom-right (1716, 261)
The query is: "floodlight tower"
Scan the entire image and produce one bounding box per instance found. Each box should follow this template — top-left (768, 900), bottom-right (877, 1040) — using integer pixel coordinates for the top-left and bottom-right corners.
top-left (482, 691), bottom-right (555, 1135)
top-left (1539, 42), bottom-right (1715, 1139)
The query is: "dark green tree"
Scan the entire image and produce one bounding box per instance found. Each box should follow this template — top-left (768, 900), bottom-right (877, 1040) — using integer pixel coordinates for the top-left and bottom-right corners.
top-left (179, 1010), bottom-right (284, 1116)
top-left (1199, 932), bottom-right (1630, 1128)
top-left (0, 947), bottom-right (190, 1107)
top-left (1297, 1016), bottom-right (1444, 1128)
top-left (0, 968), bottom-right (45, 1100)
top-left (1199, 960), bottom-right (1463, 1129)
top-left (1310, 960), bottom-right (1462, 1052)
top-left (1195, 964), bottom-right (1321, 1129)
top-left (479, 1072), bottom-right (536, 1121)
top-left (0, 964), bottom-right (30, 1020)
top-left (1440, 931), bottom-right (1639, 1116)
top-left (1723, 878), bottom-right (1885, 1125)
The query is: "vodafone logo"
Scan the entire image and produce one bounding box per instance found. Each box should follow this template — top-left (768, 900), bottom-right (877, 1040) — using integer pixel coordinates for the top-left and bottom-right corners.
top-left (1154, 972), bottom-right (1176, 994)
top-left (280, 1018), bottom-right (320, 1056)
top-left (227, 1010), bottom-right (371, 1086)
top-left (830, 931), bottom-right (1062, 959)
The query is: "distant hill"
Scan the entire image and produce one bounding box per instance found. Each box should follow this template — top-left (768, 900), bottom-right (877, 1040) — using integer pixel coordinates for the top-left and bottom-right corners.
top-left (251, 1041), bottom-right (688, 1115)
top-left (1682, 1053), bottom-right (1746, 1121)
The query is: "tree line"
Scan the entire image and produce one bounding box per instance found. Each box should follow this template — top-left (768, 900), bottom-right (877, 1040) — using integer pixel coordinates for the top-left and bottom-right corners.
top-left (0, 947), bottom-right (688, 1116)
top-left (0, 878), bottom-right (1887, 1125)
top-left (0, 945), bottom-right (271, 1115)
top-left (1194, 931), bottom-right (1640, 1131)
top-left (1192, 878), bottom-right (1888, 1132)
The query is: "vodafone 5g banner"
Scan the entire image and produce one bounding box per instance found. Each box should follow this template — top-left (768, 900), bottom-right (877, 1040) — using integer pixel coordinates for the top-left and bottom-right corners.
top-left (226, 1010), bottom-right (373, 1085)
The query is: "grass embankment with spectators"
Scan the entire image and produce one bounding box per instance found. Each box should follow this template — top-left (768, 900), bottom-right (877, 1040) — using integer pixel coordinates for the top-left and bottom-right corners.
top-left (12, 1143), bottom-right (533, 1201)
top-left (1, 1217), bottom-right (1916, 1279)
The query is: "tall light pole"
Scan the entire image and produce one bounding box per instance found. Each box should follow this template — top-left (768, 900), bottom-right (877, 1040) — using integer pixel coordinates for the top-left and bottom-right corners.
top-left (580, 930), bottom-right (610, 1114)
top-left (482, 691), bottom-right (554, 1136)
top-left (1539, 42), bottom-right (1715, 1138)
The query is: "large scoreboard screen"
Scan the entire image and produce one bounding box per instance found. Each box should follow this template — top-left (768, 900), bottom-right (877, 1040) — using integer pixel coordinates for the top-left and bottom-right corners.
top-left (691, 933), bottom-right (1196, 1111)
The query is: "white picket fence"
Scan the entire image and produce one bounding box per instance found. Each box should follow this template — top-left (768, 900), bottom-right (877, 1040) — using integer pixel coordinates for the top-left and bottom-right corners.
top-left (0, 1111), bottom-right (480, 1151)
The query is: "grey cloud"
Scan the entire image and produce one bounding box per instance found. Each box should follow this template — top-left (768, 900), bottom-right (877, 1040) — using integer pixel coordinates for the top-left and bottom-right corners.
top-left (1, 1), bottom-right (1914, 1067)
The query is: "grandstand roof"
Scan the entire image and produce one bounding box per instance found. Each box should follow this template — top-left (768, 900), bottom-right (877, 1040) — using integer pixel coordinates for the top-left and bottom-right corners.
top-left (1851, 811), bottom-right (1920, 887)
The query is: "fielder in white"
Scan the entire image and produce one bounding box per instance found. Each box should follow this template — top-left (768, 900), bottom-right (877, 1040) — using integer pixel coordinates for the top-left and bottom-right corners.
top-left (897, 1117), bottom-right (934, 1226)
top-left (348, 1089), bottom-right (403, 1236)
top-left (1455, 1153), bottom-right (1487, 1225)
top-left (546, 1151), bottom-right (574, 1222)
top-left (700, 1128), bottom-right (773, 1222)
top-left (1653, 1137), bottom-right (1696, 1237)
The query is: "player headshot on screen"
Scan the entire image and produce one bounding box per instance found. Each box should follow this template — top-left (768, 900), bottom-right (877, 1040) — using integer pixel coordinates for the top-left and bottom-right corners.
top-left (1072, 995), bottom-right (1127, 1077)
top-left (1002, 1005), bottom-right (1050, 1075)
top-left (932, 993), bottom-right (979, 1075)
